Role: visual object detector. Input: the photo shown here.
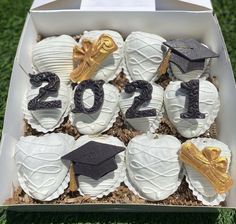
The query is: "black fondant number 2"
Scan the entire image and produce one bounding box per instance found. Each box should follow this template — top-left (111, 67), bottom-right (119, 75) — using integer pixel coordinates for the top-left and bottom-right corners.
top-left (28, 72), bottom-right (62, 110)
top-left (125, 80), bottom-right (156, 118)
top-left (72, 80), bottom-right (105, 114)
top-left (180, 79), bottom-right (205, 119)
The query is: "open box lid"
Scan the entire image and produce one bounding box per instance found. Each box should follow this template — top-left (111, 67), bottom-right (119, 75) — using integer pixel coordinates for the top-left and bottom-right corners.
top-left (30, 0), bottom-right (213, 11)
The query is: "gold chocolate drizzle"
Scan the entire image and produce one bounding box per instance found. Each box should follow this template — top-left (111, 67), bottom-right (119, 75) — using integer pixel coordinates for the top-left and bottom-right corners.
top-left (70, 34), bottom-right (118, 83)
top-left (179, 142), bottom-right (233, 194)
top-left (156, 49), bottom-right (172, 76)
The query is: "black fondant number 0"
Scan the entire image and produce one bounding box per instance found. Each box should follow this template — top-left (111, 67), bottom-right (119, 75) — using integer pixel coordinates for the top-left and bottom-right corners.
top-left (125, 80), bottom-right (156, 118)
top-left (28, 72), bottom-right (62, 110)
top-left (180, 79), bottom-right (205, 119)
top-left (72, 80), bottom-right (105, 114)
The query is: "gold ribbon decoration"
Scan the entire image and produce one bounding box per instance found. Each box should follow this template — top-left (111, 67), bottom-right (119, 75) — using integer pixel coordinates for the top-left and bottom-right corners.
top-left (156, 49), bottom-right (172, 76)
top-left (179, 141), bottom-right (233, 194)
top-left (70, 34), bottom-right (118, 83)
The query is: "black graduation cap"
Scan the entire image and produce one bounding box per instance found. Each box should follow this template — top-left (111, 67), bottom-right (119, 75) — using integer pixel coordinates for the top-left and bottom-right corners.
top-left (61, 141), bottom-right (125, 180)
top-left (164, 39), bottom-right (218, 73)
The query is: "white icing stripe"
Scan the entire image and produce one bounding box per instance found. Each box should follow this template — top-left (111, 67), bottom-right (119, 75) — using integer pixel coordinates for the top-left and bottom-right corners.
top-left (32, 35), bottom-right (77, 84)
top-left (15, 133), bottom-right (74, 201)
top-left (125, 134), bottom-right (182, 201)
top-left (131, 160), bottom-right (180, 177)
top-left (22, 174), bottom-right (56, 195)
top-left (124, 32), bottom-right (166, 82)
top-left (15, 147), bottom-right (62, 162)
top-left (18, 164), bottom-right (62, 175)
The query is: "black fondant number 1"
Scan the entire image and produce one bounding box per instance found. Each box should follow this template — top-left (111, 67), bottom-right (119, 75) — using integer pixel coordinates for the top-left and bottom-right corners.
top-left (125, 80), bottom-right (156, 118)
top-left (28, 72), bottom-right (62, 110)
top-left (180, 79), bottom-right (205, 119)
top-left (72, 80), bottom-right (105, 114)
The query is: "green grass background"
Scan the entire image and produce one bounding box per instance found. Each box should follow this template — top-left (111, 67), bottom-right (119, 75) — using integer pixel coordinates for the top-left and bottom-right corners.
top-left (0, 0), bottom-right (236, 223)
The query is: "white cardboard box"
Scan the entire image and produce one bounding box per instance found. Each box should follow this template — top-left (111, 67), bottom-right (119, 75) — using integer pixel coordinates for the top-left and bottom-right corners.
top-left (0, 0), bottom-right (236, 212)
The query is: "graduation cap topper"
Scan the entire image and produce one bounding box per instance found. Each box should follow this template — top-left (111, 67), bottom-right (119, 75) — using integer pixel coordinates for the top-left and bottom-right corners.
top-left (61, 141), bottom-right (125, 180)
top-left (163, 39), bottom-right (219, 73)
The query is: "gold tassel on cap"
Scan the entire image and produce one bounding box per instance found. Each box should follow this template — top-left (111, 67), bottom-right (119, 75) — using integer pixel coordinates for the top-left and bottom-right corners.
top-left (70, 34), bottom-right (118, 83)
top-left (179, 142), bottom-right (233, 194)
top-left (69, 162), bottom-right (78, 193)
top-left (156, 49), bottom-right (172, 76)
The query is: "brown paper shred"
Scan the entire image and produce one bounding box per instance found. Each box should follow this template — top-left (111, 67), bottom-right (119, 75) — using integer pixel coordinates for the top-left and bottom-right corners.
top-left (72, 35), bottom-right (81, 43)
top-left (54, 118), bottom-right (81, 139)
top-left (23, 119), bottom-right (44, 137)
top-left (109, 72), bottom-right (129, 92)
top-left (8, 178), bottom-right (221, 206)
top-left (209, 121), bottom-right (218, 138)
top-left (64, 197), bottom-right (80, 204)
top-left (24, 117), bottom-right (81, 140)
top-left (199, 120), bottom-right (218, 139)
top-left (155, 117), bottom-right (188, 143)
top-left (104, 112), bottom-right (141, 145)
top-left (202, 59), bottom-right (211, 76)
top-left (207, 76), bottom-right (220, 90)
top-left (156, 117), bottom-right (177, 135)
top-left (155, 72), bottom-right (171, 89)
top-left (161, 177), bottom-right (202, 206)
top-left (36, 34), bottom-right (44, 42)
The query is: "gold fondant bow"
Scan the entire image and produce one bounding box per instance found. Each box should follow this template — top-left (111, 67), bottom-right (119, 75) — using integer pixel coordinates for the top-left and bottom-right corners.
top-left (179, 142), bottom-right (233, 194)
top-left (70, 34), bottom-right (118, 83)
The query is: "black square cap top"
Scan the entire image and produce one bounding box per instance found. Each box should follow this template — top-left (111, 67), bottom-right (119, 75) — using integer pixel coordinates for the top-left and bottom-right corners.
top-left (61, 141), bottom-right (125, 165)
top-left (164, 39), bottom-right (218, 61)
top-left (61, 141), bottom-right (125, 180)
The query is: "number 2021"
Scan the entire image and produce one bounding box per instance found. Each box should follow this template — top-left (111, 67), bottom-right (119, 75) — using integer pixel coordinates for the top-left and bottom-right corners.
top-left (28, 72), bottom-right (204, 120)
